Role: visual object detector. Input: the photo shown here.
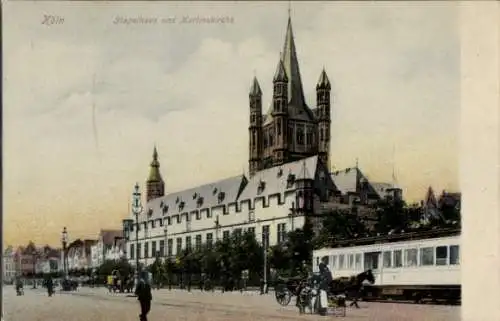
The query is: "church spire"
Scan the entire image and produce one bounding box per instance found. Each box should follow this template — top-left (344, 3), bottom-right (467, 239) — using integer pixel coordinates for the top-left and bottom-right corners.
top-left (146, 145), bottom-right (165, 202)
top-left (281, 15), bottom-right (306, 107)
top-left (148, 145), bottom-right (163, 182)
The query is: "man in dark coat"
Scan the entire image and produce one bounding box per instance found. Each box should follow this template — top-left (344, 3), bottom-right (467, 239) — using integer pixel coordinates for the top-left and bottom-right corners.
top-left (135, 271), bottom-right (153, 321)
top-left (46, 276), bottom-right (54, 297)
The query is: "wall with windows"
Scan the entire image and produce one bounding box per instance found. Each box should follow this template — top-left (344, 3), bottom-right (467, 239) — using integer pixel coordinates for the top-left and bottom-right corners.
top-left (126, 198), bottom-right (307, 266)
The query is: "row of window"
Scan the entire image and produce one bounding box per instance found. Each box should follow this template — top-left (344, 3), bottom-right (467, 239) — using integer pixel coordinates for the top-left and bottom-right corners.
top-left (130, 200), bottom-right (301, 233)
top-left (261, 126), bottom-right (316, 149)
top-left (380, 245), bottom-right (460, 268)
top-left (319, 245), bottom-right (460, 271)
top-left (129, 224), bottom-right (286, 259)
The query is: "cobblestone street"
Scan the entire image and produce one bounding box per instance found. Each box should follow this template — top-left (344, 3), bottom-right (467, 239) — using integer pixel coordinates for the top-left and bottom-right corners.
top-left (3, 286), bottom-right (460, 321)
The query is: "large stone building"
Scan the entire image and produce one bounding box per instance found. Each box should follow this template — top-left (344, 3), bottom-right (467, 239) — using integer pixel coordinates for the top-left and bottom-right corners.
top-left (125, 16), bottom-right (400, 267)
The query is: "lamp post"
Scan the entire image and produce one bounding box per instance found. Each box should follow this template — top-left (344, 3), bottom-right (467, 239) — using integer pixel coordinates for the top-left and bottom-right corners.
top-left (32, 250), bottom-right (37, 289)
top-left (61, 227), bottom-right (68, 278)
top-left (131, 183), bottom-right (143, 283)
top-left (262, 229), bottom-right (269, 295)
top-left (122, 219), bottom-right (133, 260)
top-left (163, 227), bottom-right (168, 259)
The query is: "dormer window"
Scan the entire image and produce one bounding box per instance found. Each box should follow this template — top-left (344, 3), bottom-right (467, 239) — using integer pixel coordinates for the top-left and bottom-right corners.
top-left (197, 197), bottom-right (204, 207)
top-left (192, 192), bottom-right (198, 200)
top-left (160, 201), bottom-right (164, 208)
top-left (147, 208), bottom-right (153, 217)
top-left (213, 188), bottom-right (218, 195)
top-left (257, 180), bottom-right (266, 194)
top-left (277, 168), bottom-right (283, 177)
top-left (175, 197), bottom-right (180, 204)
top-left (286, 173), bottom-right (296, 188)
top-left (179, 201), bottom-right (185, 211)
top-left (162, 205), bottom-right (169, 215)
top-left (217, 192), bottom-right (225, 204)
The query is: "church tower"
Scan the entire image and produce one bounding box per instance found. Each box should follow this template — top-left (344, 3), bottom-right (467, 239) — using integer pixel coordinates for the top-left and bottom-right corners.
top-left (249, 77), bottom-right (263, 176)
top-left (247, 13), bottom-right (333, 173)
top-left (316, 69), bottom-right (331, 169)
top-left (146, 146), bottom-right (165, 202)
top-left (272, 59), bottom-right (289, 166)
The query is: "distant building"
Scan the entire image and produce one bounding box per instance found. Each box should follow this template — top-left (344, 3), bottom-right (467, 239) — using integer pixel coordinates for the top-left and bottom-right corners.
top-left (422, 187), bottom-right (461, 222)
top-left (3, 246), bottom-right (16, 283)
top-left (90, 230), bottom-right (123, 269)
top-left (13, 243), bottom-right (39, 276)
top-left (67, 239), bottom-right (96, 271)
top-left (35, 245), bottom-right (62, 274)
top-left (104, 236), bottom-right (126, 262)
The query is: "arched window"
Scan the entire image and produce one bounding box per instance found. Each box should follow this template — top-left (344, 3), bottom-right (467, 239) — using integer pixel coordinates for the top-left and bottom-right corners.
top-left (277, 119), bottom-right (282, 136)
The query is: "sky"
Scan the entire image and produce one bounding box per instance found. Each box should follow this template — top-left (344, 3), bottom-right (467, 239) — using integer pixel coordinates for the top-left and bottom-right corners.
top-left (3, 1), bottom-right (459, 247)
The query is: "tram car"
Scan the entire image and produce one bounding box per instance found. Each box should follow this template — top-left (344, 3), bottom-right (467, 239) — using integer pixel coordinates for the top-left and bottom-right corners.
top-left (313, 228), bottom-right (461, 303)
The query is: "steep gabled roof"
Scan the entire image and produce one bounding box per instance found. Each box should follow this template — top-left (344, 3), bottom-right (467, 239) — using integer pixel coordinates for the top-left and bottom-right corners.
top-left (239, 156), bottom-right (318, 201)
top-left (330, 167), bottom-right (380, 197)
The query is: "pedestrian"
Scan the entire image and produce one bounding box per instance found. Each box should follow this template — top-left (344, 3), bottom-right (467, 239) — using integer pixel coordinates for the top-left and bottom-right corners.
top-left (46, 275), bottom-right (54, 297)
top-left (135, 271), bottom-right (153, 321)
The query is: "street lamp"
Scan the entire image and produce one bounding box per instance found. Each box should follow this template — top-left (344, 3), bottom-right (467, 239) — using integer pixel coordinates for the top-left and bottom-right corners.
top-left (123, 219), bottom-right (134, 261)
top-left (61, 227), bottom-right (68, 278)
top-left (131, 183), bottom-right (143, 283)
top-left (163, 227), bottom-right (168, 259)
top-left (262, 229), bottom-right (269, 295)
top-left (32, 250), bottom-right (37, 289)
top-left (214, 215), bottom-right (220, 241)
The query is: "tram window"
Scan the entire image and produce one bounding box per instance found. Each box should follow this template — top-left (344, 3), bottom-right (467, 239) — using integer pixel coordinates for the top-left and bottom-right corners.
top-left (355, 253), bottom-right (362, 269)
top-left (450, 245), bottom-right (460, 265)
top-left (404, 248), bottom-right (418, 267)
top-left (338, 254), bottom-right (345, 269)
top-left (332, 255), bottom-right (337, 269)
top-left (394, 250), bottom-right (402, 267)
top-left (435, 246), bottom-right (448, 265)
top-left (348, 254), bottom-right (354, 269)
top-left (315, 257), bottom-right (320, 269)
top-left (383, 251), bottom-right (392, 268)
top-left (420, 247), bottom-right (434, 266)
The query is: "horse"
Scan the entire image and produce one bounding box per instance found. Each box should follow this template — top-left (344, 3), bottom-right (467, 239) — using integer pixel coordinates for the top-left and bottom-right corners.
top-left (328, 269), bottom-right (375, 308)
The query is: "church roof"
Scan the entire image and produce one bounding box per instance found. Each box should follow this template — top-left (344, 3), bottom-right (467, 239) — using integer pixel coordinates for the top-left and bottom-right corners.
top-left (330, 167), bottom-right (380, 196)
top-left (316, 68), bottom-right (331, 89)
top-left (239, 156), bottom-right (318, 201)
top-left (249, 77), bottom-right (262, 96)
top-left (263, 16), bottom-right (316, 126)
top-left (282, 16), bottom-right (306, 108)
top-left (148, 146), bottom-right (163, 182)
top-left (145, 175), bottom-right (247, 220)
top-left (371, 182), bottom-right (397, 199)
